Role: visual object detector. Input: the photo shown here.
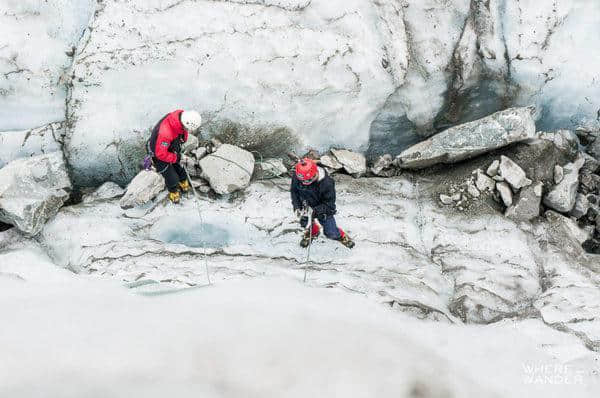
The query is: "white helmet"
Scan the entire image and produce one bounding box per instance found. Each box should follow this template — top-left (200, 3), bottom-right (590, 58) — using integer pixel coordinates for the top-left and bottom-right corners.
top-left (181, 110), bottom-right (202, 132)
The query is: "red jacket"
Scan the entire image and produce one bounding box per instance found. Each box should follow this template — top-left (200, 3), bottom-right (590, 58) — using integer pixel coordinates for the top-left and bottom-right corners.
top-left (153, 109), bottom-right (188, 163)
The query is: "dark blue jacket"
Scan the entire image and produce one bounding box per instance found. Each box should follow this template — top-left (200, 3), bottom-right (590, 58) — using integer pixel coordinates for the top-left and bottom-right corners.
top-left (290, 169), bottom-right (337, 217)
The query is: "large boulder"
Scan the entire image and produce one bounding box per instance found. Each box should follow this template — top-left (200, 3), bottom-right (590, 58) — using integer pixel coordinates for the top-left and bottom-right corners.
top-left (119, 170), bottom-right (165, 209)
top-left (200, 144), bottom-right (255, 195)
top-left (83, 182), bottom-right (125, 204)
top-left (0, 152), bottom-right (71, 235)
top-left (253, 158), bottom-right (288, 180)
top-left (330, 149), bottom-right (367, 177)
top-left (396, 107), bottom-right (537, 169)
top-left (543, 155), bottom-right (585, 213)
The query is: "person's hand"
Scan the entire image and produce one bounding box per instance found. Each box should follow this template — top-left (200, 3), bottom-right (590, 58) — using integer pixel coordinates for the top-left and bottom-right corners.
top-left (294, 209), bottom-right (302, 218)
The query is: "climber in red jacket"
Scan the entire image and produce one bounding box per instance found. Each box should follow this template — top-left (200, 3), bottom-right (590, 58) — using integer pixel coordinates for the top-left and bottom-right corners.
top-left (148, 109), bottom-right (202, 203)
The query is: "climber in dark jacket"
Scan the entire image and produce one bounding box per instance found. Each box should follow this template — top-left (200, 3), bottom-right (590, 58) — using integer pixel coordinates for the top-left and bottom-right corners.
top-left (148, 109), bottom-right (201, 203)
top-left (291, 158), bottom-right (355, 248)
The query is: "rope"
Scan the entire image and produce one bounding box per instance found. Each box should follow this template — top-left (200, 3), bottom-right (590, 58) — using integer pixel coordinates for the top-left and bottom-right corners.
top-left (182, 164), bottom-right (211, 285)
top-left (302, 201), bottom-right (314, 283)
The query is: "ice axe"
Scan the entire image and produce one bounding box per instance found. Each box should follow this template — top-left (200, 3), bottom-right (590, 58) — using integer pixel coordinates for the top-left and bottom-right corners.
top-left (301, 200), bottom-right (314, 283)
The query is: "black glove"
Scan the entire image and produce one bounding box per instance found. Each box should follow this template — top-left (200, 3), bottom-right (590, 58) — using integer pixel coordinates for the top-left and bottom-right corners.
top-left (313, 205), bottom-right (328, 220)
top-left (300, 216), bottom-right (309, 228)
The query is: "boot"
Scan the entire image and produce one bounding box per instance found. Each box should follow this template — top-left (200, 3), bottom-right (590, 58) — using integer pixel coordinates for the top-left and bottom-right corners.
top-left (168, 190), bottom-right (181, 204)
top-left (179, 179), bottom-right (190, 193)
top-left (339, 234), bottom-right (355, 249)
top-left (299, 225), bottom-right (320, 248)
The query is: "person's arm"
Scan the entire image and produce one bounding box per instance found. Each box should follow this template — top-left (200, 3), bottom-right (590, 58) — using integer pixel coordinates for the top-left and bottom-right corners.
top-left (154, 129), bottom-right (178, 163)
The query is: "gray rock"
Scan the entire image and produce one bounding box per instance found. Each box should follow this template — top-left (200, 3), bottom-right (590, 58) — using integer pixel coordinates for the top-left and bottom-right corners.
top-left (544, 210), bottom-right (591, 257)
top-left (498, 155), bottom-right (531, 190)
top-left (181, 155), bottom-right (202, 178)
top-left (496, 182), bottom-right (513, 207)
top-left (191, 147), bottom-right (208, 160)
top-left (440, 194), bottom-right (453, 205)
top-left (370, 154), bottom-right (394, 176)
top-left (319, 154), bottom-right (343, 170)
top-left (475, 169), bottom-right (495, 192)
top-left (570, 193), bottom-right (590, 219)
top-left (579, 172), bottom-right (600, 193)
top-left (200, 144), bottom-right (255, 195)
top-left (181, 134), bottom-right (199, 154)
top-left (396, 107), bottom-right (536, 169)
top-left (554, 165), bottom-right (564, 184)
top-left (0, 152), bottom-right (71, 235)
top-left (581, 152), bottom-right (600, 175)
top-left (120, 170), bottom-right (165, 209)
top-left (254, 158), bottom-right (288, 180)
top-left (467, 183), bottom-right (480, 198)
top-left (505, 182), bottom-right (543, 222)
top-left (451, 193), bottom-right (462, 202)
top-left (83, 182), bottom-right (125, 204)
top-left (330, 149), bottom-right (367, 176)
top-left (543, 155), bottom-right (585, 213)
top-left (486, 160), bottom-right (500, 177)
top-left (492, 175), bottom-right (505, 182)
top-left (539, 130), bottom-right (579, 158)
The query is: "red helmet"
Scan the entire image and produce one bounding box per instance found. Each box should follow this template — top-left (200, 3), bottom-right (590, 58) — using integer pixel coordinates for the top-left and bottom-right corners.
top-left (295, 158), bottom-right (318, 184)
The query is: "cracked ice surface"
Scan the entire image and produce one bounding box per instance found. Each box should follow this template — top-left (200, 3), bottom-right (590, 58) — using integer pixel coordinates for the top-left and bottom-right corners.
top-left (37, 175), bottom-right (600, 350)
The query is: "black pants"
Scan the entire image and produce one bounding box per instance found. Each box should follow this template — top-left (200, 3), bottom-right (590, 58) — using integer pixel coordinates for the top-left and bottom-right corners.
top-left (154, 157), bottom-right (187, 192)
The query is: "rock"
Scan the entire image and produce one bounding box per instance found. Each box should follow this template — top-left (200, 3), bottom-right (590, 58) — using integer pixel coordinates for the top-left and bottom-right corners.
top-left (253, 158), bottom-right (288, 180)
top-left (554, 165), bottom-right (564, 184)
top-left (475, 169), bottom-right (495, 192)
top-left (492, 175), bottom-right (505, 182)
top-left (544, 210), bottom-right (591, 257)
top-left (396, 107), bottom-right (536, 169)
top-left (370, 154), bottom-right (394, 176)
top-left (579, 172), bottom-right (600, 193)
top-left (192, 147), bottom-right (208, 161)
top-left (539, 130), bottom-right (579, 158)
top-left (582, 239), bottom-right (600, 254)
top-left (119, 170), bottom-right (165, 209)
top-left (498, 155), bottom-right (531, 190)
top-left (440, 194), bottom-right (453, 205)
top-left (505, 182), bottom-right (543, 222)
top-left (467, 183), bottom-right (480, 198)
top-left (496, 182), bottom-right (513, 207)
top-left (570, 194), bottom-right (590, 219)
top-left (0, 153), bottom-right (71, 235)
top-left (451, 193), bottom-right (462, 202)
top-left (181, 155), bottom-right (202, 178)
top-left (319, 154), bottom-right (343, 170)
top-left (199, 144), bottom-right (255, 195)
top-left (581, 153), bottom-right (600, 175)
top-left (0, 123), bottom-right (63, 168)
top-left (83, 182), bottom-right (125, 204)
top-left (181, 134), bottom-right (199, 155)
top-left (486, 160), bottom-right (500, 177)
top-left (543, 155), bottom-right (585, 213)
top-left (330, 149), bottom-right (367, 177)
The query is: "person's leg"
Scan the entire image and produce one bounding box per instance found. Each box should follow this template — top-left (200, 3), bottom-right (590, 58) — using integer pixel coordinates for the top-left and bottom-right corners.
top-left (155, 158), bottom-right (180, 203)
top-left (320, 215), bottom-right (342, 240)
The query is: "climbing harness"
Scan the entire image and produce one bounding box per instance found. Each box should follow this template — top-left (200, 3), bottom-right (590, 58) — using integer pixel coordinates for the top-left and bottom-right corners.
top-left (182, 164), bottom-right (212, 285)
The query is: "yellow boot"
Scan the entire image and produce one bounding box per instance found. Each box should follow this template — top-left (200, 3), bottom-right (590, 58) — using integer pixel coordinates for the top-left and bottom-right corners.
top-left (178, 179), bottom-right (190, 193)
top-left (168, 190), bottom-right (181, 204)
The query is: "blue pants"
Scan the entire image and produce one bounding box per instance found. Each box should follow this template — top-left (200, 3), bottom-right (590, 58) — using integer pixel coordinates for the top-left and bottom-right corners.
top-left (315, 214), bottom-right (342, 240)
